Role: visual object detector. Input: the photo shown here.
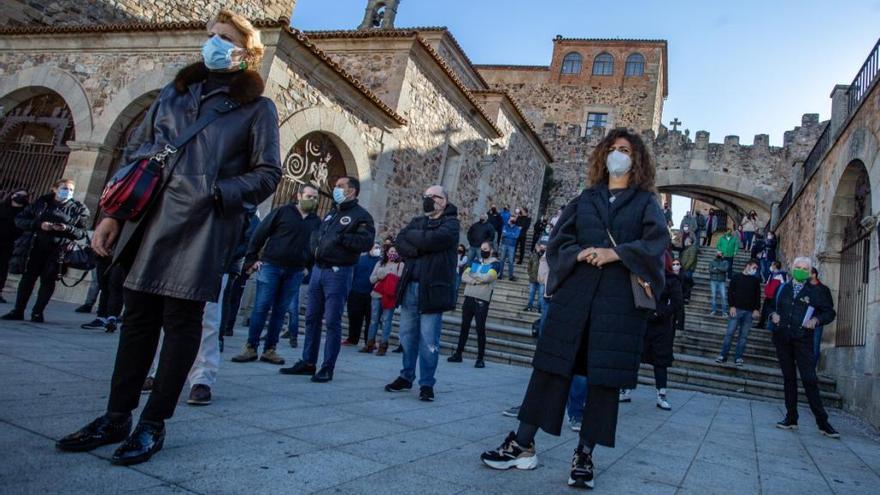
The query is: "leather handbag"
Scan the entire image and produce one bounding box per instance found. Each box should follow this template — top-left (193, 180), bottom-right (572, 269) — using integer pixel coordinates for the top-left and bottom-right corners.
top-left (100, 98), bottom-right (241, 220)
top-left (606, 228), bottom-right (657, 313)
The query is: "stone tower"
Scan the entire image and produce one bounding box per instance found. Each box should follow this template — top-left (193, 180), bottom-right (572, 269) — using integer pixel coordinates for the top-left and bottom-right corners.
top-left (358, 0), bottom-right (400, 30)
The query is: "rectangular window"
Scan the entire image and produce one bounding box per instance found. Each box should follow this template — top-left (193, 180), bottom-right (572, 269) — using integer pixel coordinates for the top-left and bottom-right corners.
top-left (586, 112), bottom-right (608, 131)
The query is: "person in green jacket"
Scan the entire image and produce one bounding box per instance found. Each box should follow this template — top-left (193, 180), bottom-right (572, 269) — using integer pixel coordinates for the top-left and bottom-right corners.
top-left (715, 229), bottom-right (739, 280)
top-left (679, 237), bottom-right (698, 303)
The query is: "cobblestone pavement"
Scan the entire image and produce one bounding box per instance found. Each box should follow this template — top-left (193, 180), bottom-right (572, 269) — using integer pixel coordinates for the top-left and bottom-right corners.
top-left (1, 300), bottom-right (878, 494)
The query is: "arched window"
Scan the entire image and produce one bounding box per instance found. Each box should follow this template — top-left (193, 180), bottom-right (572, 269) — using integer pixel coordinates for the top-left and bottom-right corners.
top-left (560, 52), bottom-right (582, 74)
top-left (625, 53), bottom-right (645, 76)
top-left (592, 53), bottom-right (614, 76)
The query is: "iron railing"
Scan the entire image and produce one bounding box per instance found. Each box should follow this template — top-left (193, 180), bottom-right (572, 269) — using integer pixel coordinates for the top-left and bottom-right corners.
top-left (835, 232), bottom-right (871, 347)
top-left (847, 38), bottom-right (880, 117)
top-left (776, 186), bottom-right (792, 221)
top-left (802, 124), bottom-right (831, 179)
top-left (0, 142), bottom-right (69, 197)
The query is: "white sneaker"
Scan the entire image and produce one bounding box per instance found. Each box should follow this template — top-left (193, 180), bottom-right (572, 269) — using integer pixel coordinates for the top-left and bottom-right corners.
top-left (569, 418), bottom-right (582, 432)
top-left (619, 389), bottom-right (632, 403)
top-left (656, 389), bottom-right (671, 410)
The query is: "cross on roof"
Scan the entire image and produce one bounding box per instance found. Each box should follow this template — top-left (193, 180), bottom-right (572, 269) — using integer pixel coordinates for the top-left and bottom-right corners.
top-left (669, 118), bottom-right (682, 132)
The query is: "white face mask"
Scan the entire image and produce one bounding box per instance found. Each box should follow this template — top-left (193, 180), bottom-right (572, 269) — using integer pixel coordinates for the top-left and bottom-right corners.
top-left (745, 268), bottom-right (757, 276)
top-left (370, 248), bottom-right (381, 257)
top-left (606, 150), bottom-right (632, 177)
top-left (672, 265), bottom-right (681, 274)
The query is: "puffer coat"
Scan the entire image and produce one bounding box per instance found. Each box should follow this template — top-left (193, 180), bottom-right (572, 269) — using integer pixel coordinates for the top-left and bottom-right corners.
top-left (112, 62), bottom-right (282, 302)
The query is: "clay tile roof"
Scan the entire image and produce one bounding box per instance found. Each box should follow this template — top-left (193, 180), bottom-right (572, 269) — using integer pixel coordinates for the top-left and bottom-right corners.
top-left (554, 37), bottom-right (667, 43)
top-left (471, 90), bottom-right (554, 163)
top-left (473, 64), bottom-right (549, 71)
top-left (0, 18), bottom-right (407, 126)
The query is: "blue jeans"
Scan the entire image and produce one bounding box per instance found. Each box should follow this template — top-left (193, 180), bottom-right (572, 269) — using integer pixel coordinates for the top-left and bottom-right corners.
top-left (499, 242), bottom-right (516, 278)
top-left (724, 257), bottom-right (735, 280)
top-left (397, 282), bottom-right (443, 387)
top-left (302, 265), bottom-right (353, 370)
top-left (720, 309), bottom-right (753, 361)
top-left (743, 231), bottom-right (755, 250)
top-left (367, 297), bottom-right (394, 343)
top-left (526, 282), bottom-right (542, 309)
top-left (286, 279), bottom-right (303, 343)
top-left (539, 296), bottom-right (550, 336)
top-left (247, 263), bottom-right (304, 349)
top-left (760, 258), bottom-right (771, 282)
top-left (813, 325), bottom-right (823, 369)
top-left (567, 374), bottom-right (588, 421)
top-left (710, 281), bottom-right (728, 314)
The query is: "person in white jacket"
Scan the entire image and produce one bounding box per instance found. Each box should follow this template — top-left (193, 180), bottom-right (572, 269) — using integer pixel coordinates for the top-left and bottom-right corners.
top-left (360, 246), bottom-right (404, 355)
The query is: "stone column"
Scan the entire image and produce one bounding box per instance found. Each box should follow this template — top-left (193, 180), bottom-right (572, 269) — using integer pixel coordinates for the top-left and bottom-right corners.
top-left (829, 84), bottom-right (851, 138)
top-left (63, 140), bottom-right (107, 215)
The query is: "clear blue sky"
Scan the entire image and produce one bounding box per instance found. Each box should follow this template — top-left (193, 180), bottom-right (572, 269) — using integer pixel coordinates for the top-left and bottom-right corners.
top-left (293, 0), bottom-right (879, 147)
top-left (293, 0), bottom-right (879, 224)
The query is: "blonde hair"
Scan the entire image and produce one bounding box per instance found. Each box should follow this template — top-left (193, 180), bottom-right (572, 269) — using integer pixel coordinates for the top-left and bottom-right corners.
top-left (208, 9), bottom-right (265, 69)
top-left (53, 178), bottom-right (75, 188)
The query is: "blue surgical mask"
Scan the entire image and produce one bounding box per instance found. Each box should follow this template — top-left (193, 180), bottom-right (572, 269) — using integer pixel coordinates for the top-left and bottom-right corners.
top-left (332, 187), bottom-right (346, 204)
top-left (201, 35), bottom-right (246, 71)
top-left (56, 186), bottom-right (73, 201)
top-left (606, 150), bottom-right (632, 177)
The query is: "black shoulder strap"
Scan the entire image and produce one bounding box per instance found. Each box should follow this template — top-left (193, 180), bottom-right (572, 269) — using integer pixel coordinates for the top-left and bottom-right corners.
top-left (171, 98), bottom-right (241, 151)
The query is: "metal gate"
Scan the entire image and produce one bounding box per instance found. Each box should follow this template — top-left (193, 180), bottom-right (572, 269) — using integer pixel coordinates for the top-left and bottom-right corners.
top-left (835, 232), bottom-right (871, 347)
top-left (274, 132), bottom-right (347, 218)
top-left (0, 141), bottom-right (69, 197)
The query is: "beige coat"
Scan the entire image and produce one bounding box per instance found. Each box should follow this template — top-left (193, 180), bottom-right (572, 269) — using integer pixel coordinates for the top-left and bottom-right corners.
top-left (369, 261), bottom-right (404, 298)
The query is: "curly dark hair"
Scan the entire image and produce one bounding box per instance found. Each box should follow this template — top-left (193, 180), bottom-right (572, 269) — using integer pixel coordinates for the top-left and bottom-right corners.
top-left (586, 128), bottom-right (656, 192)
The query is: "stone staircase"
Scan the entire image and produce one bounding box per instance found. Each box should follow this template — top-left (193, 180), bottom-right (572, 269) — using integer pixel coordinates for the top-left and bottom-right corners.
top-left (366, 242), bottom-right (841, 408)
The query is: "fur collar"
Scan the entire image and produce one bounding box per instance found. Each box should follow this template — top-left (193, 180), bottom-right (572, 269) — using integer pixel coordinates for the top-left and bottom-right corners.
top-left (173, 62), bottom-right (265, 104)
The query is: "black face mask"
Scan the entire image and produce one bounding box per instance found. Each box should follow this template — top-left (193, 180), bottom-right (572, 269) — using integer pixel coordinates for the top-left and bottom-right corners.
top-left (422, 197), bottom-right (436, 213)
top-left (480, 250), bottom-right (491, 259)
top-left (457, 250), bottom-right (465, 255)
top-left (716, 254), bottom-right (722, 259)
top-left (12, 195), bottom-right (28, 206)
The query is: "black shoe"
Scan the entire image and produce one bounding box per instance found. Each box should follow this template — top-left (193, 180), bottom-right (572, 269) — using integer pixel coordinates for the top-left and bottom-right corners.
top-left (81, 318), bottom-right (106, 330)
top-left (111, 421), bottom-right (165, 466)
top-left (279, 360), bottom-right (316, 376)
top-left (385, 377), bottom-right (412, 392)
top-left (776, 417), bottom-right (798, 430)
top-left (568, 448), bottom-right (595, 489)
top-left (480, 431), bottom-right (538, 470)
top-left (56, 414), bottom-right (132, 452)
top-left (475, 359), bottom-right (485, 368)
top-left (187, 384), bottom-right (212, 406)
top-left (74, 304), bottom-right (93, 313)
top-left (509, 276), bottom-right (517, 282)
top-left (419, 386), bottom-right (434, 402)
top-left (818, 422), bottom-right (840, 438)
top-left (311, 367), bottom-right (333, 383)
top-left (105, 319), bottom-right (117, 333)
top-left (31, 313), bottom-right (44, 323)
top-left (1, 310), bottom-right (24, 320)
top-left (289, 338), bottom-right (298, 348)
top-left (392, 345), bottom-right (403, 353)
top-left (447, 353), bottom-right (463, 363)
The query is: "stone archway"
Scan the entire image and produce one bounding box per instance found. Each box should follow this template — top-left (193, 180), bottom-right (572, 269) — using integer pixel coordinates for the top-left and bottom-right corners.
top-left (656, 168), bottom-right (775, 223)
top-left (276, 131), bottom-right (349, 218)
top-left (277, 106), bottom-right (373, 213)
top-left (0, 65), bottom-right (93, 140)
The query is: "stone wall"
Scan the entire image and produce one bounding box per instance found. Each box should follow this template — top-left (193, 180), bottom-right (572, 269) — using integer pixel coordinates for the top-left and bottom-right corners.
top-left (0, 0), bottom-right (294, 26)
top-left (774, 78), bottom-right (880, 428)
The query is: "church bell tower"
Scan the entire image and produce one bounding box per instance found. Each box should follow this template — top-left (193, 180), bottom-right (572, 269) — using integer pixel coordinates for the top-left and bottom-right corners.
top-left (358, 0), bottom-right (399, 30)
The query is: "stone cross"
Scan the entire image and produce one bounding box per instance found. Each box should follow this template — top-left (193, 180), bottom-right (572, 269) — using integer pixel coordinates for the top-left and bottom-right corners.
top-left (669, 118), bottom-right (682, 132)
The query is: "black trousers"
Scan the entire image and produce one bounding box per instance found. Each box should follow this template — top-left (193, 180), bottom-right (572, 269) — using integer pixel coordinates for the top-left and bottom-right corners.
top-left (220, 271), bottom-right (248, 334)
top-left (95, 256), bottom-right (125, 319)
top-left (756, 298), bottom-right (773, 328)
top-left (345, 291), bottom-right (372, 344)
top-left (107, 289), bottom-right (205, 422)
top-left (456, 296), bottom-right (489, 359)
top-left (14, 247), bottom-right (60, 315)
top-left (0, 241), bottom-right (12, 294)
top-left (772, 330), bottom-right (828, 425)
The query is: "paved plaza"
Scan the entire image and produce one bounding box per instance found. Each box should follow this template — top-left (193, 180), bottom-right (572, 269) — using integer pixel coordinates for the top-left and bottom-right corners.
top-left (0, 300), bottom-right (878, 495)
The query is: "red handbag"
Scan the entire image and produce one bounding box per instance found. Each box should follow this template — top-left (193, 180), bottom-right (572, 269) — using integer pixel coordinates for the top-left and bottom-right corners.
top-left (99, 98), bottom-right (240, 220)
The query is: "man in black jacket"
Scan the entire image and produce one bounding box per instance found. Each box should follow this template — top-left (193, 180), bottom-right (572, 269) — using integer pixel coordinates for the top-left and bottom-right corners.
top-left (282, 177), bottom-right (375, 382)
top-left (385, 185), bottom-right (460, 401)
top-left (231, 185), bottom-right (320, 366)
top-left (516, 207), bottom-right (532, 264)
top-left (487, 205), bottom-right (502, 245)
top-left (771, 256), bottom-right (839, 438)
top-left (466, 214), bottom-right (495, 263)
top-left (0, 189), bottom-right (29, 303)
top-left (715, 259), bottom-right (762, 366)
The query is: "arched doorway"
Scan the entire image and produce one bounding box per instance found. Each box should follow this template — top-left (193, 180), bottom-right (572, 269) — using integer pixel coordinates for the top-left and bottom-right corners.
top-left (0, 91), bottom-right (74, 197)
top-left (275, 132), bottom-right (348, 218)
top-left (831, 160), bottom-right (872, 347)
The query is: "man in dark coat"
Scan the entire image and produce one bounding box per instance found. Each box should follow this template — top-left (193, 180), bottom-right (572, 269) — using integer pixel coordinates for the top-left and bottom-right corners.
top-left (282, 176), bottom-right (375, 382)
top-left (0, 189), bottom-right (29, 303)
top-left (57, 16), bottom-right (283, 466)
top-left (487, 205), bottom-right (503, 245)
top-left (516, 207), bottom-right (532, 264)
top-left (384, 185), bottom-right (460, 402)
top-left (771, 256), bottom-right (839, 438)
top-left (466, 213), bottom-right (495, 262)
top-left (715, 259), bottom-right (762, 366)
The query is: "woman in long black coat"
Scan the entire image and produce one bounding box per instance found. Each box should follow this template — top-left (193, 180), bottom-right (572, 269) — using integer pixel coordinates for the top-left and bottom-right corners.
top-left (620, 250), bottom-right (683, 410)
top-left (481, 129), bottom-right (669, 490)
